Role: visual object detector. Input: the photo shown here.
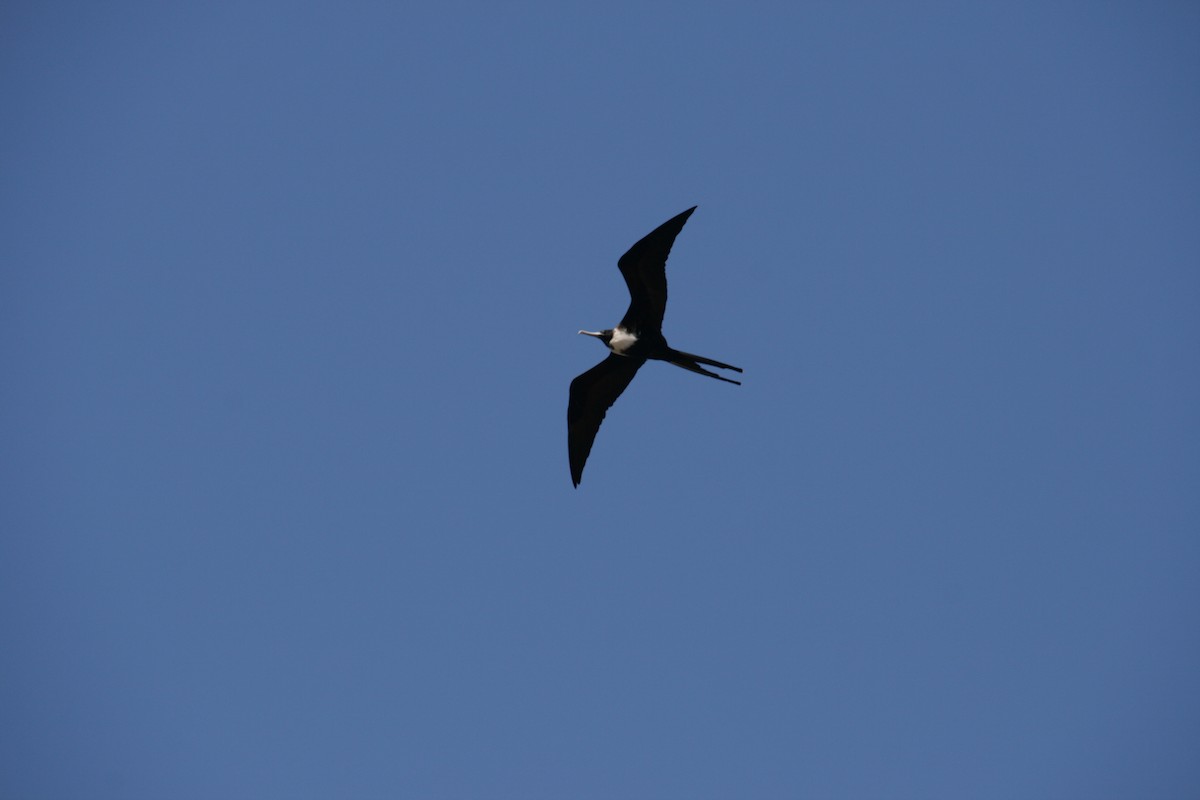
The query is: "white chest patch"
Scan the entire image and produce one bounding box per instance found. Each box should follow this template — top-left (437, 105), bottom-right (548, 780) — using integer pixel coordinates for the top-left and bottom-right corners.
top-left (609, 327), bottom-right (638, 355)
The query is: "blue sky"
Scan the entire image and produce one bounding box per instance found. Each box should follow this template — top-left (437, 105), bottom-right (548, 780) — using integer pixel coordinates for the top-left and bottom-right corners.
top-left (2, 2), bottom-right (1198, 797)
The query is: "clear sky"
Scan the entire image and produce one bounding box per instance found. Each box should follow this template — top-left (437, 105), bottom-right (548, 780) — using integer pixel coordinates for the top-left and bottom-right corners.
top-left (2, 2), bottom-right (1198, 798)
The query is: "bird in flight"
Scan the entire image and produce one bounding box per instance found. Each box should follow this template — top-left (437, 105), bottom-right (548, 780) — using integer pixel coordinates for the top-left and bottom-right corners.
top-left (568, 206), bottom-right (742, 487)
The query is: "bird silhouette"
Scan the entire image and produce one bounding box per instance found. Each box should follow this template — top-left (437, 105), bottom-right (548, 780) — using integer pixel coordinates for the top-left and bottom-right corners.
top-left (568, 207), bottom-right (742, 487)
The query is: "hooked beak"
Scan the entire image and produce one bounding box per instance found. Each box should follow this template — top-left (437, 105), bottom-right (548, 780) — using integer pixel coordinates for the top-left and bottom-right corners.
top-left (578, 330), bottom-right (602, 338)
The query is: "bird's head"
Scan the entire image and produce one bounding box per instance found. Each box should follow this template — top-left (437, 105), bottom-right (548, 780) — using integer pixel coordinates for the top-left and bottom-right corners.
top-left (578, 329), bottom-right (613, 345)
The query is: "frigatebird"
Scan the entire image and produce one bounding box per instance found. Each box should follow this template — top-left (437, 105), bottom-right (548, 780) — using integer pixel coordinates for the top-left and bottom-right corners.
top-left (568, 206), bottom-right (742, 487)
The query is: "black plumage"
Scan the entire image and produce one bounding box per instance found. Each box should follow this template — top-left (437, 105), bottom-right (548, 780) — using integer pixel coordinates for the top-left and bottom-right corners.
top-left (568, 207), bottom-right (742, 487)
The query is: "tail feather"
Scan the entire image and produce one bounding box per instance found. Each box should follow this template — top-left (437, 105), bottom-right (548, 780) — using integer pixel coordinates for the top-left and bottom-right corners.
top-left (672, 349), bottom-right (743, 373)
top-left (662, 348), bottom-right (742, 385)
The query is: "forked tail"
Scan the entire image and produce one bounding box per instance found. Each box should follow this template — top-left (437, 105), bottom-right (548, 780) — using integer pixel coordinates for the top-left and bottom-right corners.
top-left (662, 348), bottom-right (743, 385)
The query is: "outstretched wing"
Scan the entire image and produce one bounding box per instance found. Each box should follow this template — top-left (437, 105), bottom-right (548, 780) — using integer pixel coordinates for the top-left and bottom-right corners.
top-left (567, 354), bottom-right (644, 487)
top-left (617, 206), bottom-right (696, 334)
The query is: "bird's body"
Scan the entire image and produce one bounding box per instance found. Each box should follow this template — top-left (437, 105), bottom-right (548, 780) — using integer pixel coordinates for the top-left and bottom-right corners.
top-left (568, 206), bottom-right (742, 487)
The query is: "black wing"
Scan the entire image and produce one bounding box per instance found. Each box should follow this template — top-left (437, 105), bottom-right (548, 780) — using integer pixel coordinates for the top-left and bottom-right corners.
top-left (567, 354), bottom-right (644, 487)
top-left (617, 206), bottom-right (696, 334)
